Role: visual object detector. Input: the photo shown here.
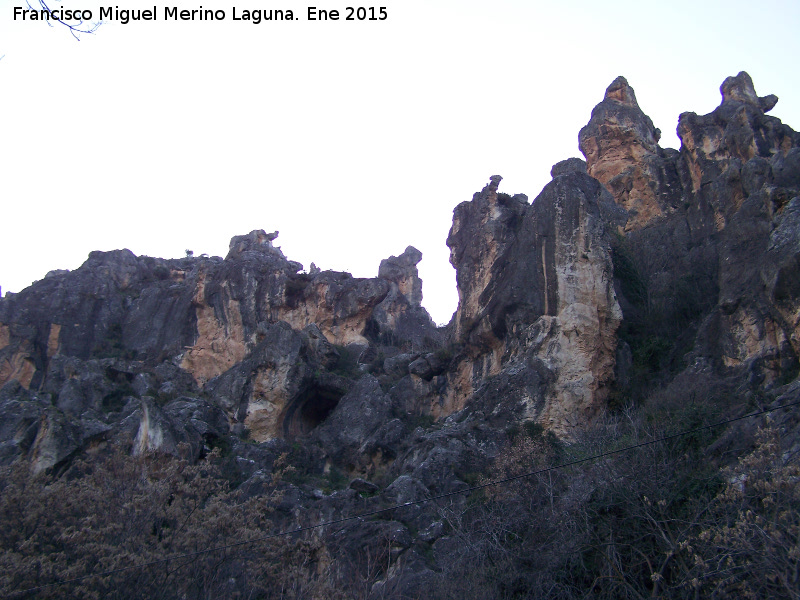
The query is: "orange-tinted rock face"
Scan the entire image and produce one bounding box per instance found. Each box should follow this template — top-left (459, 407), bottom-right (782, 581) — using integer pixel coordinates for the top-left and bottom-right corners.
top-left (447, 175), bottom-right (522, 345)
top-left (180, 274), bottom-right (250, 386)
top-left (275, 276), bottom-right (390, 347)
top-left (0, 324), bottom-right (36, 390)
top-left (0, 227), bottom-right (440, 446)
top-left (0, 349), bottom-right (36, 390)
top-left (576, 72), bottom-right (799, 387)
top-left (46, 324), bottom-right (61, 359)
top-left (678, 73), bottom-right (799, 374)
top-left (579, 77), bottom-right (666, 231)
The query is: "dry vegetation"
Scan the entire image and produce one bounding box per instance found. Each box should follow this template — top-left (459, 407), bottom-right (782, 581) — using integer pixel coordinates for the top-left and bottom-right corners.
top-left (1, 397), bottom-right (798, 599)
top-left (0, 445), bottom-right (345, 599)
top-left (424, 409), bottom-right (800, 600)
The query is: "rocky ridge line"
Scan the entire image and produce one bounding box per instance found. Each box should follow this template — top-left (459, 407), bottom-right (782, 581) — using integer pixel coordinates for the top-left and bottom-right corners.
top-left (0, 69), bottom-right (797, 506)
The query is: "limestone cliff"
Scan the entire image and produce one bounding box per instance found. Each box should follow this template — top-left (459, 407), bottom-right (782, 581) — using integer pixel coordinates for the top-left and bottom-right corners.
top-left (579, 76), bottom-right (678, 231)
top-left (0, 230), bottom-right (440, 460)
top-left (579, 71), bottom-right (800, 386)
top-left (1, 70), bottom-right (799, 600)
top-left (443, 166), bottom-right (624, 435)
top-left (0, 69), bottom-right (798, 472)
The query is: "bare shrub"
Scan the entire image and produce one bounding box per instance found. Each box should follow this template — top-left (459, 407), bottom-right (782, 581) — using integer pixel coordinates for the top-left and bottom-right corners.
top-left (680, 425), bottom-right (800, 598)
top-left (0, 444), bottom-right (333, 599)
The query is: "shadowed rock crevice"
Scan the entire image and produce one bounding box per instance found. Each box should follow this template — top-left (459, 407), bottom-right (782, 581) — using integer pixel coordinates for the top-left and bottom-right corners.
top-left (281, 382), bottom-right (346, 439)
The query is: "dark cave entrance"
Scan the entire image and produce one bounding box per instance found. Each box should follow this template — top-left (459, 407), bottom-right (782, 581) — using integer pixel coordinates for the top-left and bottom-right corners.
top-left (282, 382), bottom-right (345, 439)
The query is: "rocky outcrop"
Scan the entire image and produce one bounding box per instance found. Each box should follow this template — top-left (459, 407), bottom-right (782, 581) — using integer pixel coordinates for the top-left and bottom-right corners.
top-left (311, 374), bottom-right (398, 470)
top-left (274, 271), bottom-right (390, 348)
top-left (2, 71), bottom-right (797, 454)
top-left (447, 175), bottom-right (525, 345)
top-left (0, 230), bottom-right (442, 447)
top-left (204, 321), bottom-right (348, 442)
top-left (0, 70), bottom-right (799, 600)
top-left (579, 76), bottom-right (681, 231)
top-left (678, 72), bottom-right (784, 209)
top-left (763, 198), bottom-right (800, 361)
top-left (578, 72), bottom-right (799, 391)
top-left (370, 246), bottom-right (442, 351)
top-left (445, 168), bottom-right (624, 435)
top-left (378, 246), bottom-right (423, 308)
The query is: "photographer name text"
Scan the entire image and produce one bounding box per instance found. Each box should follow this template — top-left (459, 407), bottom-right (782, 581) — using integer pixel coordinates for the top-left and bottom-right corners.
top-left (12, 5), bottom-right (388, 24)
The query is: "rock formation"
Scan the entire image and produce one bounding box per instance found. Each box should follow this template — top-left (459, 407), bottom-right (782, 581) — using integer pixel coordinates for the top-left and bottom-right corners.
top-left (444, 165), bottom-right (625, 435)
top-left (0, 70), bottom-right (799, 600)
top-left (578, 71), bottom-right (800, 386)
top-left (0, 230), bottom-right (441, 465)
top-left (2, 71), bottom-right (798, 455)
top-left (579, 76), bottom-right (677, 231)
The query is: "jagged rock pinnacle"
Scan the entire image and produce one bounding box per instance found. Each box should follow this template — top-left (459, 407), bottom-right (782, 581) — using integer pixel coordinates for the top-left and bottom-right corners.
top-left (603, 76), bottom-right (640, 108)
top-left (720, 71), bottom-right (778, 113)
top-left (578, 76), bottom-right (663, 230)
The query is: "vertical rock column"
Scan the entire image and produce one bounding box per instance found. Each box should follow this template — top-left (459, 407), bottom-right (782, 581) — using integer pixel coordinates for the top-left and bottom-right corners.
top-left (579, 76), bottom-right (670, 231)
top-left (445, 168), bottom-right (623, 435)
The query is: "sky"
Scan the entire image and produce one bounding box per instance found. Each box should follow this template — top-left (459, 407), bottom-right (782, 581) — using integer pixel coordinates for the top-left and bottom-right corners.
top-left (1, 0), bottom-right (799, 325)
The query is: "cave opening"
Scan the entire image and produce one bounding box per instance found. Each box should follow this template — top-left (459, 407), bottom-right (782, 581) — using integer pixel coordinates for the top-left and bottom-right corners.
top-left (282, 383), bottom-right (345, 439)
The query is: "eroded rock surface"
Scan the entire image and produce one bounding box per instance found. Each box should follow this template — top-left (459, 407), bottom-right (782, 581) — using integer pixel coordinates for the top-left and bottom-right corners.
top-left (577, 71), bottom-right (800, 387)
top-left (579, 76), bottom-right (679, 231)
top-left (0, 230), bottom-right (440, 446)
top-left (1, 70), bottom-right (799, 600)
top-left (445, 170), bottom-right (624, 435)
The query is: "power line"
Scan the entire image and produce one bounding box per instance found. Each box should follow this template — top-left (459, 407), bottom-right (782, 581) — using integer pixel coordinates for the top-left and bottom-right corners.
top-left (6, 398), bottom-right (800, 597)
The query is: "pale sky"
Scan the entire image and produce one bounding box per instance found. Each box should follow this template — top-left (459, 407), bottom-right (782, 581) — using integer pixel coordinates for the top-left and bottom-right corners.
top-left (2, 0), bottom-right (799, 324)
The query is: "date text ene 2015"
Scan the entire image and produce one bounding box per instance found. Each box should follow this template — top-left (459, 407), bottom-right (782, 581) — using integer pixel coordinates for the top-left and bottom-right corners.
top-left (308, 7), bottom-right (387, 21)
